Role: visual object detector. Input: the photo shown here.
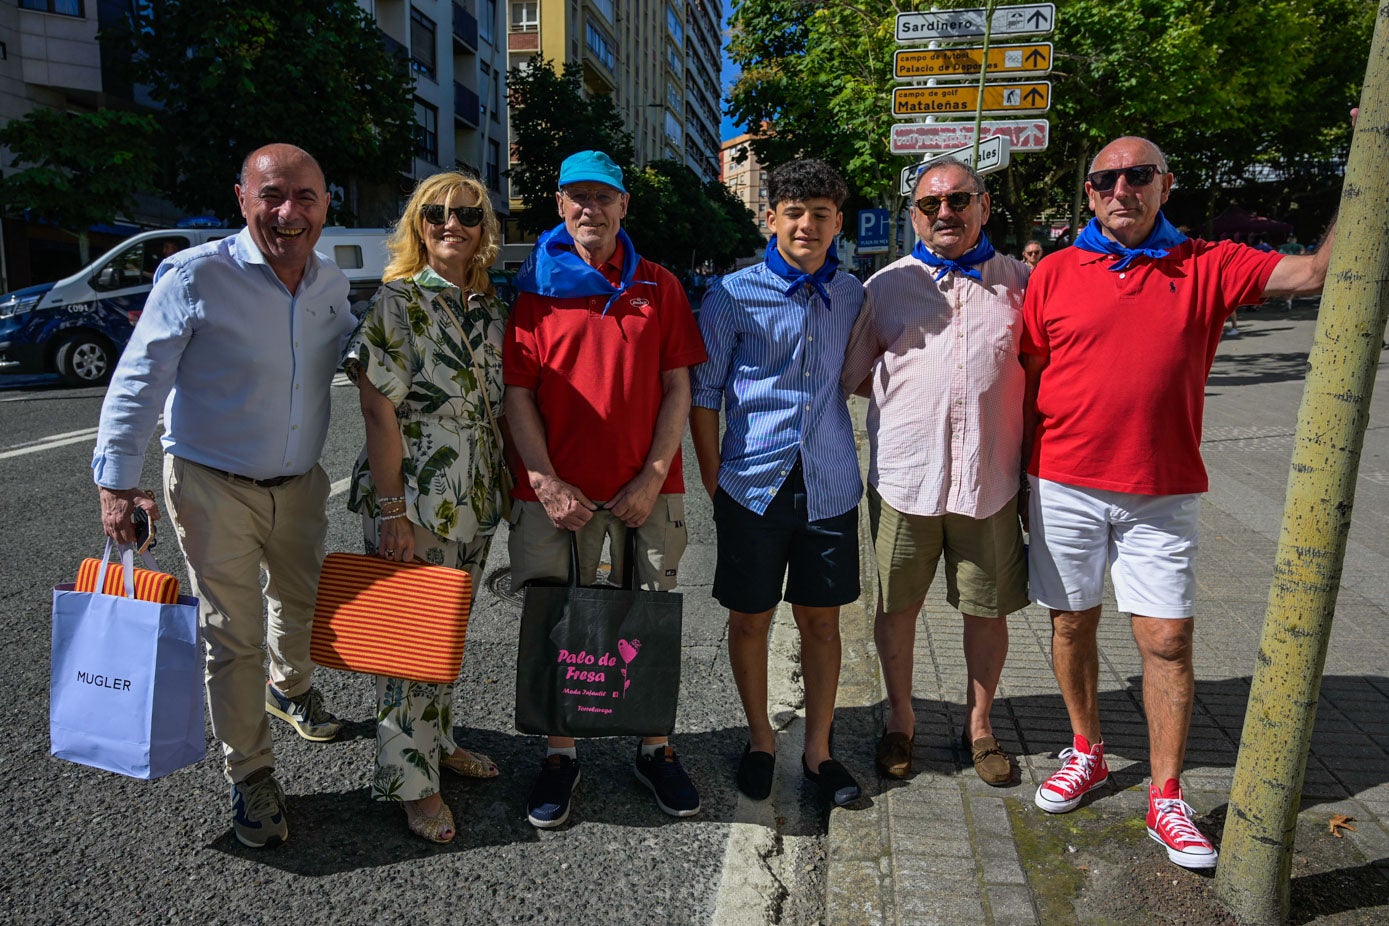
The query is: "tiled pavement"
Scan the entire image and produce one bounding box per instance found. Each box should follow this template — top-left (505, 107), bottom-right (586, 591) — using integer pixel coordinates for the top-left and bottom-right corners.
top-left (825, 304), bottom-right (1389, 925)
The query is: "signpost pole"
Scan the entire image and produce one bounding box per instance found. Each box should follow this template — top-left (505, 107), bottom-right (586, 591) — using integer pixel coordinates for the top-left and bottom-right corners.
top-left (971, 0), bottom-right (998, 163)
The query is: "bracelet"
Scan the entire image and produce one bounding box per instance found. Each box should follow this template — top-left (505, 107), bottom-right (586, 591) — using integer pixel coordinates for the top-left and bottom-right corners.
top-left (381, 513), bottom-right (408, 522)
top-left (377, 495), bottom-right (405, 505)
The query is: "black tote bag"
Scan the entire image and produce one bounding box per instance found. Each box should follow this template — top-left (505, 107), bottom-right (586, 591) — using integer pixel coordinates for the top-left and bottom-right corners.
top-left (514, 533), bottom-right (683, 737)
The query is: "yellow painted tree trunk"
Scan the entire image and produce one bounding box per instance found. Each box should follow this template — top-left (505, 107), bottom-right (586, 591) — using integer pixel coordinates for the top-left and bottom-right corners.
top-left (1215, 4), bottom-right (1389, 923)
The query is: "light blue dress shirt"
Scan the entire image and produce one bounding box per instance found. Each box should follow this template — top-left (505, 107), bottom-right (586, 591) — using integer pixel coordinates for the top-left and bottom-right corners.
top-left (93, 227), bottom-right (356, 489)
top-left (691, 261), bottom-right (865, 521)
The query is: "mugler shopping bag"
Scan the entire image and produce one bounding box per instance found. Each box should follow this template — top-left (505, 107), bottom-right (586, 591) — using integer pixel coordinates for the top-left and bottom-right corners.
top-left (514, 533), bottom-right (683, 737)
top-left (50, 542), bottom-right (204, 779)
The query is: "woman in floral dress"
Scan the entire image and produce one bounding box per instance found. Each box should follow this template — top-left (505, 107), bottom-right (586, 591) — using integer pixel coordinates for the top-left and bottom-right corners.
top-left (342, 171), bottom-right (509, 844)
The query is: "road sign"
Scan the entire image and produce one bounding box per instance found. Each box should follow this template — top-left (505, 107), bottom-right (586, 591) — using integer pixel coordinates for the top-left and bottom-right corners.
top-left (896, 4), bottom-right (1055, 43)
top-left (890, 120), bottom-right (1051, 155)
top-left (899, 136), bottom-right (1011, 196)
top-left (893, 82), bottom-right (1050, 118)
top-left (857, 208), bottom-right (890, 254)
top-left (894, 43), bottom-right (1052, 81)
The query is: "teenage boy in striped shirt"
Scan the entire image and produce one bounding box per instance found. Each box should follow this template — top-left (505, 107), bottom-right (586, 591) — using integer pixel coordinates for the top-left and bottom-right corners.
top-left (690, 159), bottom-right (867, 807)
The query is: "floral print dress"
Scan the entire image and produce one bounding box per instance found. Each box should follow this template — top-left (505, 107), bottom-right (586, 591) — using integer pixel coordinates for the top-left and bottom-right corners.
top-left (342, 266), bottom-right (508, 803)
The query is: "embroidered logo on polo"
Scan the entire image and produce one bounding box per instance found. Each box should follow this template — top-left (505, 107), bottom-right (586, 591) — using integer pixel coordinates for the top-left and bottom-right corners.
top-left (629, 298), bottom-right (651, 308)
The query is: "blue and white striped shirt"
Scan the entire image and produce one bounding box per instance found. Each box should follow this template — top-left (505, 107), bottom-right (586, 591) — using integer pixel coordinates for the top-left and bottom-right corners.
top-left (691, 261), bottom-right (865, 520)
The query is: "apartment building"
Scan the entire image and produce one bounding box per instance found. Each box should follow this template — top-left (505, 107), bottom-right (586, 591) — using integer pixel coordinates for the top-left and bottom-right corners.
top-left (720, 132), bottom-right (771, 241)
top-left (363, 0), bottom-right (510, 217)
top-left (502, 0), bottom-right (723, 264)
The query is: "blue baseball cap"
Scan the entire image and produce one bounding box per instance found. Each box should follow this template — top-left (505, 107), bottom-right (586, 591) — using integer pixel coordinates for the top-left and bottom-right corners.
top-left (558, 150), bottom-right (626, 193)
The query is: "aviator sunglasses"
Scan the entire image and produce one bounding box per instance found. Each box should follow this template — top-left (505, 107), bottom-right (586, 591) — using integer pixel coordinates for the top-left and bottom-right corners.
top-left (914, 191), bottom-right (983, 215)
top-left (1086, 164), bottom-right (1163, 193)
top-left (421, 203), bottom-right (485, 227)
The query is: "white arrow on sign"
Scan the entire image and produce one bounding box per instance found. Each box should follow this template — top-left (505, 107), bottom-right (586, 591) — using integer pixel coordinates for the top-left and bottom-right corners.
top-left (899, 136), bottom-right (1011, 196)
top-left (890, 120), bottom-right (1050, 155)
top-left (896, 4), bottom-right (1055, 43)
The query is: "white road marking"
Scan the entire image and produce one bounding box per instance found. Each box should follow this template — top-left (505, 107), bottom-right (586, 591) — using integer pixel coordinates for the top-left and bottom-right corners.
top-left (0, 420), bottom-right (160, 461)
top-left (330, 477), bottom-right (351, 497)
top-left (332, 373), bottom-right (352, 388)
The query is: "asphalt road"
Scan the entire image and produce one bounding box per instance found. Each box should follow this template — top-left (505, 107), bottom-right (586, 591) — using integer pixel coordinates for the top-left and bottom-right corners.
top-left (0, 373), bottom-right (834, 926)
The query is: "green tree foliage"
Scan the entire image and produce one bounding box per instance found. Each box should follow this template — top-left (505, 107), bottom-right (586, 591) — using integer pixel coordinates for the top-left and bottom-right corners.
top-left (0, 108), bottom-right (159, 263)
top-left (506, 57), bottom-right (634, 235)
top-left (116, 0), bottom-right (415, 221)
top-left (624, 160), bottom-right (765, 272)
top-left (727, 0), bottom-right (1376, 250)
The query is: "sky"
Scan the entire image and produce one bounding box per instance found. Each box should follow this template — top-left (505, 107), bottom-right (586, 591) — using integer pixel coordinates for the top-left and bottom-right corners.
top-left (719, 6), bottom-right (742, 142)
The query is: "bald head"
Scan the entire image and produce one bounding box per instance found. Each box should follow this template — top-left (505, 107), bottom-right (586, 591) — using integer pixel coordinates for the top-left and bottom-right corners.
top-left (240, 144), bottom-right (325, 190)
top-left (1084, 135), bottom-right (1175, 247)
top-left (1088, 136), bottom-right (1168, 174)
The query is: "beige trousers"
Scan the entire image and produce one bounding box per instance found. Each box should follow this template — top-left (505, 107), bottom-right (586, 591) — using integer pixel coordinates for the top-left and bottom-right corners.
top-left (164, 456), bottom-right (329, 783)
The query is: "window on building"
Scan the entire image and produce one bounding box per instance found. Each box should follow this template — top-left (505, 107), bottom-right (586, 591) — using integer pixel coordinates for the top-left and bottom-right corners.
top-left (666, 42), bottom-right (682, 76)
top-left (666, 84), bottom-right (682, 113)
top-left (492, 70), bottom-right (502, 122)
top-left (666, 6), bottom-right (683, 44)
top-left (664, 112), bottom-right (682, 145)
top-left (590, 0), bottom-right (614, 23)
top-left (587, 23), bottom-right (615, 72)
top-left (487, 139), bottom-right (503, 191)
top-left (510, 0), bottom-right (538, 32)
top-left (19, 0), bottom-right (83, 13)
top-left (414, 98), bottom-right (439, 164)
top-left (480, 0), bottom-right (497, 43)
top-left (410, 8), bottom-right (437, 80)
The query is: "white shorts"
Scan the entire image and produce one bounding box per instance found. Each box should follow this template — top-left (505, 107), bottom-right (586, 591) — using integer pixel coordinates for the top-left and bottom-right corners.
top-left (1027, 477), bottom-right (1199, 619)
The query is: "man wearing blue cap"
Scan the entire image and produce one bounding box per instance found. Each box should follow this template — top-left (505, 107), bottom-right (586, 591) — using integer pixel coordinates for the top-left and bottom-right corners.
top-left (504, 150), bottom-right (708, 828)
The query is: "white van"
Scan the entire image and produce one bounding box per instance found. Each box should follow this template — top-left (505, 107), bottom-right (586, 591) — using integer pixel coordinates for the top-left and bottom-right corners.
top-left (0, 227), bottom-right (388, 386)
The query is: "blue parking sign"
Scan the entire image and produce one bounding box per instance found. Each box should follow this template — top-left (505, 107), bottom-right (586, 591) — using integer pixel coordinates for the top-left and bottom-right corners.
top-left (858, 208), bottom-right (890, 254)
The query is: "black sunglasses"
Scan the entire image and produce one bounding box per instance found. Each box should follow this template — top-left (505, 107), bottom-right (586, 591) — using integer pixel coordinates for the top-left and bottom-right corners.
top-left (421, 203), bottom-right (485, 227)
top-left (1086, 164), bottom-right (1163, 193)
top-left (914, 191), bottom-right (982, 215)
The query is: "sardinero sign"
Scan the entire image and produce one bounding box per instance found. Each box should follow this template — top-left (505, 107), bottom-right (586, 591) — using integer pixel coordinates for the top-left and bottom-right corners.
top-left (891, 119), bottom-right (1050, 155)
top-left (899, 137), bottom-right (1011, 196)
top-left (896, 4), bottom-right (1055, 43)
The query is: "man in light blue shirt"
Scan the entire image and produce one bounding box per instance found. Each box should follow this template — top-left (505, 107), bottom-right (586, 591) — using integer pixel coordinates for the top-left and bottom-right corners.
top-left (690, 159), bottom-right (866, 807)
top-left (93, 144), bottom-right (356, 849)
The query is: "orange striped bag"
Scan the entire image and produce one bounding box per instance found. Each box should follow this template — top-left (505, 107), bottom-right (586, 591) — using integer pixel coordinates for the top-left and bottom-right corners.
top-left (76, 553), bottom-right (181, 604)
top-left (310, 552), bottom-right (472, 684)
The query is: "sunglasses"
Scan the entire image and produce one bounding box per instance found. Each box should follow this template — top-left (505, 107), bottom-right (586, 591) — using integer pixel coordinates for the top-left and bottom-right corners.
top-left (1086, 164), bottom-right (1163, 192)
top-left (914, 191), bottom-right (982, 215)
top-left (562, 188), bottom-right (622, 208)
top-left (421, 203), bottom-right (485, 227)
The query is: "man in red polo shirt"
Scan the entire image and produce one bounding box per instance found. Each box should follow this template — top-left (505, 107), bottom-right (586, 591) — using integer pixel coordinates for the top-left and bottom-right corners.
top-left (1021, 135), bottom-right (1336, 870)
top-left (504, 149), bottom-right (707, 829)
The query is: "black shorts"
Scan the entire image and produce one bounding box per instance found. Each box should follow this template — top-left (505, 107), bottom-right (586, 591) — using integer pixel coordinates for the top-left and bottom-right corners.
top-left (712, 464), bottom-right (860, 614)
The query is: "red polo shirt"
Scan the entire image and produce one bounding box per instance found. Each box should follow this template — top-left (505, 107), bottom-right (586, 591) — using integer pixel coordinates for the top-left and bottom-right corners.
top-left (1020, 238), bottom-right (1282, 495)
top-left (504, 242), bottom-right (707, 501)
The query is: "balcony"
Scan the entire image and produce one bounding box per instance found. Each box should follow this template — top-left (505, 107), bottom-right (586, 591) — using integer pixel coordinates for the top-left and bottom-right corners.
top-left (454, 82), bottom-right (481, 128)
top-left (453, 3), bottom-right (478, 52)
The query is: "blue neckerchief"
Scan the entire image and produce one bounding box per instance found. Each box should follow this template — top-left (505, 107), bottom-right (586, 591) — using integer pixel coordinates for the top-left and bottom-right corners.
top-left (911, 232), bottom-right (996, 283)
top-left (764, 236), bottom-right (838, 311)
top-left (514, 223), bottom-right (654, 314)
top-left (1073, 213), bottom-right (1188, 272)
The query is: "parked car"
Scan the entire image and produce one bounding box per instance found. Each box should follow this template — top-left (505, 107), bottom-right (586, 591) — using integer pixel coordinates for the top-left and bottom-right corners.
top-left (0, 227), bottom-right (387, 386)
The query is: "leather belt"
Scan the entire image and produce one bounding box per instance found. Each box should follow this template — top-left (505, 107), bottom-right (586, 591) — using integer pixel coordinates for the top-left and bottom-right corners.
top-left (191, 461), bottom-right (301, 488)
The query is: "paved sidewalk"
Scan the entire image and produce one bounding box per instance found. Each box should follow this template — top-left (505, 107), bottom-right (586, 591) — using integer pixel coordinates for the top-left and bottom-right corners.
top-left (825, 304), bottom-right (1389, 925)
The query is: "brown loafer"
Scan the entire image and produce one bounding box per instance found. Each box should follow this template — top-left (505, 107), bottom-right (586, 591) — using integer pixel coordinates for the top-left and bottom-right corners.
top-left (875, 730), bottom-right (914, 779)
top-left (964, 733), bottom-right (1014, 786)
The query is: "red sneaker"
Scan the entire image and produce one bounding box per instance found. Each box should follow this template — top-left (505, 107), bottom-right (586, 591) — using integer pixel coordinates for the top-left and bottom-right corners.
top-left (1146, 779), bottom-right (1218, 869)
top-left (1034, 734), bottom-right (1109, 813)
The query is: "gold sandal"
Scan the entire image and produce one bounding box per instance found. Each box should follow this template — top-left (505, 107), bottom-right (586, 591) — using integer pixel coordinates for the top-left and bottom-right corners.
top-left (404, 798), bottom-right (455, 844)
top-left (440, 747), bottom-right (499, 779)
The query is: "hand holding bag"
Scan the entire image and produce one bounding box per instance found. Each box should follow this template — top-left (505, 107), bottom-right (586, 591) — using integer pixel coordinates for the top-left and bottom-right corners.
top-left (50, 541), bottom-right (204, 779)
top-left (514, 533), bottom-right (683, 737)
top-left (310, 552), bottom-right (473, 684)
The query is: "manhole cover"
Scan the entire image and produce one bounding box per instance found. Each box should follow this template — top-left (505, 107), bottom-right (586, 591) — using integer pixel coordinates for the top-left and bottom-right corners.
top-left (485, 561), bottom-right (615, 605)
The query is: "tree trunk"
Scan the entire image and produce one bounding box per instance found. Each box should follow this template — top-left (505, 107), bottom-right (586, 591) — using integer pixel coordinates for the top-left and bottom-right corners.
top-left (1214, 6), bottom-right (1389, 923)
top-left (1068, 145), bottom-right (1089, 244)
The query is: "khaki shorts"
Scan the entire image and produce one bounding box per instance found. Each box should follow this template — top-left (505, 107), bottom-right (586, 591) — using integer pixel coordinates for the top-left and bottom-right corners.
top-left (507, 495), bottom-right (688, 592)
top-left (868, 485), bottom-right (1028, 617)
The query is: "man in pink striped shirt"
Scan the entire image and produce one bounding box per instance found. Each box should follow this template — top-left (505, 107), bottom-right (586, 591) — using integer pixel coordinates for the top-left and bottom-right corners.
top-left (843, 158), bottom-right (1030, 786)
